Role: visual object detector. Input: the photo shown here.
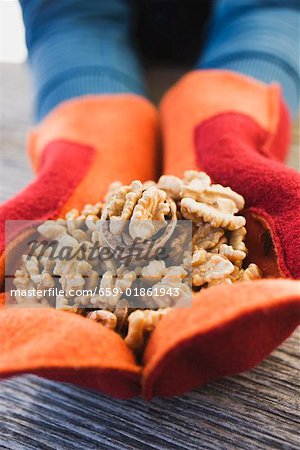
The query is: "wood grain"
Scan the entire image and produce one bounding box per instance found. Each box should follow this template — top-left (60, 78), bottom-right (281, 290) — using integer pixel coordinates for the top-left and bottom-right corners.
top-left (0, 64), bottom-right (299, 450)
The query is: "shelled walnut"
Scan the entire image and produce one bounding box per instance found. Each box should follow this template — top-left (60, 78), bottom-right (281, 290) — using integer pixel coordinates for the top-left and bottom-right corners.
top-left (13, 170), bottom-right (261, 355)
top-left (100, 181), bottom-right (177, 265)
top-left (124, 308), bottom-right (171, 352)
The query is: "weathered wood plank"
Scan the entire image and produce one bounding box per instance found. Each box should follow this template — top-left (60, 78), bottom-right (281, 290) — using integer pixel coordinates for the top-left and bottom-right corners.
top-left (0, 63), bottom-right (299, 450)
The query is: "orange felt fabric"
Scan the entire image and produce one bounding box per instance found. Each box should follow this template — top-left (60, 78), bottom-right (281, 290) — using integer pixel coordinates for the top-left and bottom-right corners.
top-left (160, 70), bottom-right (281, 177)
top-left (0, 293), bottom-right (4, 308)
top-left (142, 279), bottom-right (300, 399)
top-left (0, 307), bottom-right (141, 398)
top-left (28, 94), bottom-right (159, 214)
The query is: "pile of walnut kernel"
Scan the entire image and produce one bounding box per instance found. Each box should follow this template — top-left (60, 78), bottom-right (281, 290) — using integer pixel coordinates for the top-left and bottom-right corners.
top-left (13, 171), bottom-right (261, 353)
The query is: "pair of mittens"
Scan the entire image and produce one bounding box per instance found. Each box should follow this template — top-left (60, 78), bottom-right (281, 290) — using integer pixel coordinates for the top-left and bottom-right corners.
top-left (0, 71), bottom-right (299, 398)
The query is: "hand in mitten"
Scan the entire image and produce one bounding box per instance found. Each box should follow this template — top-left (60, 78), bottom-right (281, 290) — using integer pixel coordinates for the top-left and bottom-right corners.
top-left (142, 71), bottom-right (300, 399)
top-left (0, 95), bottom-right (158, 280)
top-left (0, 95), bottom-right (158, 398)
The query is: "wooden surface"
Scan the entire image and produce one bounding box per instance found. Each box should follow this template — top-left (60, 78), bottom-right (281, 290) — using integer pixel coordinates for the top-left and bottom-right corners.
top-left (0, 64), bottom-right (299, 450)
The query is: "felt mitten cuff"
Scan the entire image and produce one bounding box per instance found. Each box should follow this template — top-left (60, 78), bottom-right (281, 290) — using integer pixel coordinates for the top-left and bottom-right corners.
top-left (1, 280), bottom-right (299, 399)
top-left (143, 279), bottom-right (300, 399)
top-left (0, 296), bottom-right (141, 398)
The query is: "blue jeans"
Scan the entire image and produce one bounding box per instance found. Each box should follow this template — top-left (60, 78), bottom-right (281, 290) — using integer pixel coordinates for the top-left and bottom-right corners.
top-left (20, 0), bottom-right (300, 121)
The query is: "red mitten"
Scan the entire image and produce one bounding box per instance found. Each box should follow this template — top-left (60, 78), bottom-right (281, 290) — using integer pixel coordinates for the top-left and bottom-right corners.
top-left (0, 95), bottom-right (158, 280)
top-left (141, 70), bottom-right (300, 399)
top-left (0, 95), bottom-right (158, 398)
top-left (159, 70), bottom-right (299, 279)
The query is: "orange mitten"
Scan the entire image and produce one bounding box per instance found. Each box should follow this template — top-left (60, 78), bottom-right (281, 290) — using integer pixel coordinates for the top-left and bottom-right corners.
top-left (141, 70), bottom-right (300, 398)
top-left (0, 95), bottom-right (158, 281)
top-left (0, 95), bottom-right (158, 398)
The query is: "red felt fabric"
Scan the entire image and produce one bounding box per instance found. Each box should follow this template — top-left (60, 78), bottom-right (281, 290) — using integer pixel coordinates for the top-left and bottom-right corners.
top-left (267, 98), bottom-right (291, 162)
top-left (143, 280), bottom-right (300, 399)
top-left (0, 140), bottom-right (94, 285)
top-left (194, 112), bottom-right (300, 279)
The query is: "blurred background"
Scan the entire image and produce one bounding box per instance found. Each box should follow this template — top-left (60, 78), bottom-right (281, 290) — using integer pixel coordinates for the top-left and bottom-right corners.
top-left (0, 0), bottom-right (27, 63)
